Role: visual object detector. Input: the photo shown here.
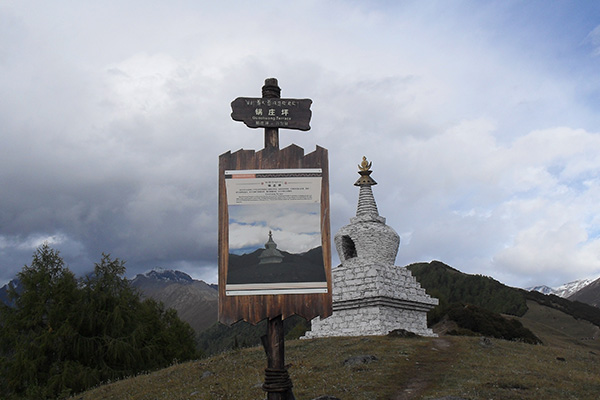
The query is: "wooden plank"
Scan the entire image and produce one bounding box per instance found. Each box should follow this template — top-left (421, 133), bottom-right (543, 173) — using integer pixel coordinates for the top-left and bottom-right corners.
top-left (218, 145), bottom-right (332, 325)
top-left (230, 97), bottom-right (312, 131)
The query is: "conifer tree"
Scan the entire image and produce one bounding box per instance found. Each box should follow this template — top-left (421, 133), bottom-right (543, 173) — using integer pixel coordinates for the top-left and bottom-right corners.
top-left (0, 244), bottom-right (80, 398)
top-left (0, 245), bottom-right (199, 399)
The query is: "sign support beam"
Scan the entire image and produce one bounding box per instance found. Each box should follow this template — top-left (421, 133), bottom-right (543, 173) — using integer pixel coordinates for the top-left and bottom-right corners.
top-left (222, 78), bottom-right (330, 400)
top-left (262, 78), bottom-right (280, 151)
top-left (261, 315), bottom-right (294, 400)
top-left (261, 78), bottom-right (290, 400)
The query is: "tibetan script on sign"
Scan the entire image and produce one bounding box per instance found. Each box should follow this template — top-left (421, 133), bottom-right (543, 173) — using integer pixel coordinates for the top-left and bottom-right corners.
top-left (231, 97), bottom-right (312, 131)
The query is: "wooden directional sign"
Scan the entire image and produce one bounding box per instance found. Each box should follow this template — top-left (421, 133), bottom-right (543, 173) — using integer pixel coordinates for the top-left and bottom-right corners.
top-left (231, 97), bottom-right (312, 131)
top-left (220, 79), bottom-right (331, 326)
top-left (221, 78), bottom-right (329, 400)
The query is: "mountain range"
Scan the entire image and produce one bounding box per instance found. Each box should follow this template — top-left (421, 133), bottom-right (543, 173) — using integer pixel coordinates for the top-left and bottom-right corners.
top-left (129, 268), bottom-right (218, 334)
top-left (527, 276), bottom-right (600, 307)
top-left (130, 263), bottom-right (600, 349)
top-left (0, 268), bottom-right (219, 334)
top-left (3, 264), bottom-right (600, 338)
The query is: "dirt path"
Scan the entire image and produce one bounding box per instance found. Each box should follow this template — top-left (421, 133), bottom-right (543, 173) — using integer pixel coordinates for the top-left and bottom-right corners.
top-left (392, 337), bottom-right (454, 400)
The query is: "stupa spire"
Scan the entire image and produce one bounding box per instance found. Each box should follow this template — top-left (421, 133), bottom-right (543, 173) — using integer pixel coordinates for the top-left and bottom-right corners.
top-left (354, 156), bottom-right (380, 219)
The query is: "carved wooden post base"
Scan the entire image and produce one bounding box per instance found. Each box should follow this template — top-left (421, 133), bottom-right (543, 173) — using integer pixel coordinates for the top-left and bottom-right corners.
top-left (261, 316), bottom-right (295, 400)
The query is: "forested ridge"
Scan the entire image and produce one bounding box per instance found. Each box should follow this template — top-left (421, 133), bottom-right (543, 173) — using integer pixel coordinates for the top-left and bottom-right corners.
top-left (407, 261), bottom-right (528, 317)
top-left (0, 245), bottom-right (199, 400)
top-left (407, 260), bottom-right (600, 333)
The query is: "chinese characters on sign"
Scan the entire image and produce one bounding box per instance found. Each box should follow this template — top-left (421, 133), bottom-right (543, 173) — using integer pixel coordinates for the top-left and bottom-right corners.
top-left (230, 97), bottom-right (313, 130)
top-left (225, 169), bottom-right (322, 205)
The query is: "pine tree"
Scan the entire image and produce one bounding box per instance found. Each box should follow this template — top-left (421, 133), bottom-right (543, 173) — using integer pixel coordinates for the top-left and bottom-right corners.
top-left (0, 246), bottom-right (199, 399)
top-left (0, 244), bottom-right (80, 398)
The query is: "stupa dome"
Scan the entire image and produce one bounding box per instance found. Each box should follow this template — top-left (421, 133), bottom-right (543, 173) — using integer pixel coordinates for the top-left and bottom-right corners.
top-left (334, 157), bottom-right (400, 267)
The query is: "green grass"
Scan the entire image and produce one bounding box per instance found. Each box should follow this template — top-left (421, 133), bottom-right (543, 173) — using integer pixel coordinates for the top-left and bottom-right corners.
top-left (71, 300), bottom-right (600, 400)
top-left (516, 300), bottom-right (600, 350)
top-left (72, 332), bottom-right (600, 400)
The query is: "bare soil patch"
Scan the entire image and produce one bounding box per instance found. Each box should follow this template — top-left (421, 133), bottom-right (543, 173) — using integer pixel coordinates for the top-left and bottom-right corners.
top-left (393, 337), bottom-right (453, 400)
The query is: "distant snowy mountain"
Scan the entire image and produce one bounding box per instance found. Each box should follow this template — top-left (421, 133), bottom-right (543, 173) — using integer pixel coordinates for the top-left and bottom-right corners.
top-left (526, 285), bottom-right (555, 295)
top-left (553, 278), bottom-right (597, 298)
top-left (527, 277), bottom-right (598, 301)
top-left (139, 267), bottom-right (195, 284)
top-left (0, 279), bottom-right (21, 307)
top-left (0, 283), bottom-right (10, 306)
top-left (567, 277), bottom-right (600, 308)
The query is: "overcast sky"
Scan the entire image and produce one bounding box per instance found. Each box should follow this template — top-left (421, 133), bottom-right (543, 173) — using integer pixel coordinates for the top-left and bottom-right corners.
top-left (2, 1), bottom-right (600, 289)
top-left (229, 203), bottom-right (322, 255)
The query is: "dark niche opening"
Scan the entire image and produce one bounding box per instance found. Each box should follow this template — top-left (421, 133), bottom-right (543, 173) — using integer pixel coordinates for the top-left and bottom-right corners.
top-left (341, 235), bottom-right (357, 260)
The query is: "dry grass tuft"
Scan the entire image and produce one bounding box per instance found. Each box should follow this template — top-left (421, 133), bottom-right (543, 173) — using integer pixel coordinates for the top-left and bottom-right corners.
top-left (72, 333), bottom-right (600, 400)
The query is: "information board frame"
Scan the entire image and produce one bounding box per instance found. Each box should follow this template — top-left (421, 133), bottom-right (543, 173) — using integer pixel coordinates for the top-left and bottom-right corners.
top-left (224, 167), bottom-right (327, 296)
top-left (218, 145), bottom-right (332, 325)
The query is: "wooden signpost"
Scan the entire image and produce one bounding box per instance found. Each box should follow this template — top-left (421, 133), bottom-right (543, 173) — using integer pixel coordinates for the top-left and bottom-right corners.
top-left (230, 97), bottom-right (313, 131)
top-left (219, 78), bottom-right (332, 400)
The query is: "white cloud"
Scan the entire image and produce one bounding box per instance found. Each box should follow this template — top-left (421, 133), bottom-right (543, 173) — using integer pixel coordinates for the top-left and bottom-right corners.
top-left (587, 25), bottom-right (600, 56)
top-left (228, 203), bottom-right (321, 254)
top-left (0, 233), bottom-right (66, 251)
top-left (2, 1), bottom-right (600, 289)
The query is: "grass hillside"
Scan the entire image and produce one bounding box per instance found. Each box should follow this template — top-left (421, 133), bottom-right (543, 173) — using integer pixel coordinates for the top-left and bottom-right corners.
top-left (517, 300), bottom-right (600, 348)
top-left (72, 331), bottom-right (600, 400)
top-left (72, 260), bottom-right (600, 399)
top-left (408, 260), bottom-right (600, 327)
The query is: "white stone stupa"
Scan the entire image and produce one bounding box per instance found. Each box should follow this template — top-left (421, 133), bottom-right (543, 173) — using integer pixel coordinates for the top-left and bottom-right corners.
top-left (304, 156), bottom-right (438, 338)
top-left (259, 231), bottom-right (284, 264)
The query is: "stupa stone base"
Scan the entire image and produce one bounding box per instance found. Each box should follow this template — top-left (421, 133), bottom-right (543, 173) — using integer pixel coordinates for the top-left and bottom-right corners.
top-left (303, 261), bottom-right (437, 338)
top-left (305, 304), bottom-right (435, 338)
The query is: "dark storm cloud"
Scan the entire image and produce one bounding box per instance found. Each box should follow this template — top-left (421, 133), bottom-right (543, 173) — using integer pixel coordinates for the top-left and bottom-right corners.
top-left (2, 1), bottom-right (600, 288)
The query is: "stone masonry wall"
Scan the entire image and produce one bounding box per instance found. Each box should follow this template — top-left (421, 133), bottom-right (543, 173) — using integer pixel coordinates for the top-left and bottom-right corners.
top-left (303, 260), bottom-right (438, 338)
top-left (332, 259), bottom-right (437, 305)
top-left (305, 304), bottom-right (435, 338)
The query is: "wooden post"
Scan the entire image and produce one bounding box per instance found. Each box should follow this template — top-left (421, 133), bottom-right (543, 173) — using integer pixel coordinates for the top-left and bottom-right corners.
top-left (261, 315), bottom-right (294, 400)
top-left (260, 77), bottom-right (288, 399)
top-left (262, 78), bottom-right (280, 150)
top-left (224, 78), bottom-right (330, 400)
top-left (265, 126), bottom-right (279, 150)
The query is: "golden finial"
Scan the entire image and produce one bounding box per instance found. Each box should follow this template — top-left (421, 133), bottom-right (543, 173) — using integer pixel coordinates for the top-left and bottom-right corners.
top-left (358, 156), bottom-right (372, 171)
top-left (354, 156), bottom-right (377, 186)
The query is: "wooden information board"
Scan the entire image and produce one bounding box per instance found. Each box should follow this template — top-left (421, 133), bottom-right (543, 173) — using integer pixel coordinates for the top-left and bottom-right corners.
top-left (218, 144), bottom-right (332, 325)
top-left (219, 79), bottom-right (331, 399)
top-left (218, 78), bottom-right (332, 326)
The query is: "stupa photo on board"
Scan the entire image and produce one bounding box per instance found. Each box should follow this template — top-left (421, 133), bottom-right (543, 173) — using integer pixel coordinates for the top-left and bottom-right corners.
top-left (224, 168), bottom-right (328, 297)
top-left (305, 156), bottom-right (438, 338)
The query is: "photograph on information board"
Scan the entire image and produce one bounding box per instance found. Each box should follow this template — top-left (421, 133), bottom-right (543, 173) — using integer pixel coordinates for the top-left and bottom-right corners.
top-left (224, 168), bottom-right (327, 296)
